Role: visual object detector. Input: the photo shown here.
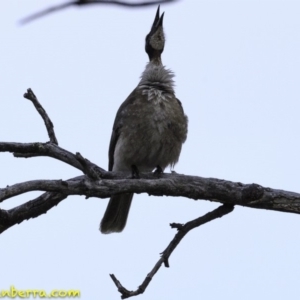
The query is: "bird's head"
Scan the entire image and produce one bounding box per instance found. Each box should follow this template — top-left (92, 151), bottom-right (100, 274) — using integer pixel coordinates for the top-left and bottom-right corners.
top-left (145, 6), bottom-right (165, 62)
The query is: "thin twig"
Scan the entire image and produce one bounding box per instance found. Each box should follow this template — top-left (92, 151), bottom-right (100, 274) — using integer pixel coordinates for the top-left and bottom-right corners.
top-left (24, 88), bottom-right (58, 145)
top-left (75, 152), bottom-right (103, 180)
top-left (110, 204), bottom-right (234, 298)
top-left (161, 204), bottom-right (234, 264)
top-left (20, 0), bottom-right (178, 24)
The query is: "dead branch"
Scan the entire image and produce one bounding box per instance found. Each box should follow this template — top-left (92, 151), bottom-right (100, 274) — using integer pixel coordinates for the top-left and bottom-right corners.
top-left (1, 88), bottom-right (300, 297)
top-left (24, 88), bottom-right (58, 145)
top-left (0, 191), bottom-right (67, 234)
top-left (1, 169), bottom-right (300, 234)
top-left (110, 204), bottom-right (234, 298)
top-left (20, 0), bottom-right (179, 25)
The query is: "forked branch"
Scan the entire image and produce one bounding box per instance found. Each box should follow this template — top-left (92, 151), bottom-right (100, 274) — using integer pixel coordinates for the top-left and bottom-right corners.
top-left (1, 89), bottom-right (300, 298)
top-left (110, 204), bottom-right (234, 298)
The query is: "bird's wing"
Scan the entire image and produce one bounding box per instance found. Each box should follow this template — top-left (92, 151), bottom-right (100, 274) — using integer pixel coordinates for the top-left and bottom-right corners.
top-left (176, 97), bottom-right (185, 114)
top-left (108, 89), bottom-right (139, 171)
top-left (108, 126), bottom-right (120, 171)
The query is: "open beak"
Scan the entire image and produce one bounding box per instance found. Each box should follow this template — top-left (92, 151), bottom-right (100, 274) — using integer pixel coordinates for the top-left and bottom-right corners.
top-left (145, 5), bottom-right (165, 59)
top-left (150, 5), bottom-right (164, 33)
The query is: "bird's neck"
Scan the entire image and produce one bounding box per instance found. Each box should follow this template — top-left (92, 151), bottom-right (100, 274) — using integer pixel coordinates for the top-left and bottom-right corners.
top-left (138, 59), bottom-right (175, 93)
top-left (150, 56), bottom-right (163, 66)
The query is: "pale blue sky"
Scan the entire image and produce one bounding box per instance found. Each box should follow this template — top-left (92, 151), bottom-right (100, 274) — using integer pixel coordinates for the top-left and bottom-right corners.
top-left (1, 1), bottom-right (300, 299)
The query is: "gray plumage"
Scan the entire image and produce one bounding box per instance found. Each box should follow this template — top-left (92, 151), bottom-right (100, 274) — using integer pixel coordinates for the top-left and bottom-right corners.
top-left (100, 6), bottom-right (188, 234)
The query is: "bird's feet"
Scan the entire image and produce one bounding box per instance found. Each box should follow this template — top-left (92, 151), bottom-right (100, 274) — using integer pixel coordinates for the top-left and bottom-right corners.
top-left (153, 165), bottom-right (163, 178)
top-left (131, 165), bottom-right (140, 179)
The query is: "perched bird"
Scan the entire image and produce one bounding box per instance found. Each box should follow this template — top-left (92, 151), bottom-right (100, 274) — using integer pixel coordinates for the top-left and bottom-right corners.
top-left (100, 6), bottom-right (188, 234)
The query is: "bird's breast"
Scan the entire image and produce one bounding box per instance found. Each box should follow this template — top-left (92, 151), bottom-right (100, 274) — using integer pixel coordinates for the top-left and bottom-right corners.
top-left (141, 86), bottom-right (173, 104)
top-left (113, 87), bottom-right (187, 172)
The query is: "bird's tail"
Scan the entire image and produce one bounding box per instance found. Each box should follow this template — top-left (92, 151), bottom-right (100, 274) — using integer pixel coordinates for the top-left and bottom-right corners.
top-left (100, 193), bottom-right (133, 234)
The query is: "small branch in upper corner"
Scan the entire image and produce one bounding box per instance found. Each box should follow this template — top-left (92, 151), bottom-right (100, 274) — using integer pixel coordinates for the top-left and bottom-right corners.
top-left (110, 204), bottom-right (234, 299)
top-left (23, 88), bottom-right (58, 145)
top-left (20, 0), bottom-right (179, 25)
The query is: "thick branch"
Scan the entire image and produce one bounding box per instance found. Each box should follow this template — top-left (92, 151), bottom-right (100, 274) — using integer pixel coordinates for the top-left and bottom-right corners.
top-left (1, 172), bottom-right (300, 234)
top-left (110, 204), bottom-right (234, 298)
top-left (0, 142), bottom-right (105, 177)
top-left (0, 192), bottom-right (67, 233)
top-left (0, 178), bottom-right (80, 203)
top-left (1, 142), bottom-right (83, 170)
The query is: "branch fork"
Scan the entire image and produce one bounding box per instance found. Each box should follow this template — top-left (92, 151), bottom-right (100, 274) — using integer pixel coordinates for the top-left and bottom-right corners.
top-left (1, 89), bottom-right (299, 298)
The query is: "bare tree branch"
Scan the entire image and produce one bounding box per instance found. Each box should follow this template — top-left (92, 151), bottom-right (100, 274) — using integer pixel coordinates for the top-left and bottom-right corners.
top-left (20, 0), bottom-right (179, 24)
top-left (0, 192), bottom-right (68, 234)
top-left (0, 142), bottom-right (106, 177)
top-left (1, 88), bottom-right (300, 297)
top-left (110, 204), bottom-right (234, 298)
top-left (1, 171), bottom-right (300, 232)
top-left (1, 142), bottom-right (83, 171)
top-left (75, 152), bottom-right (103, 180)
top-left (23, 88), bottom-right (58, 145)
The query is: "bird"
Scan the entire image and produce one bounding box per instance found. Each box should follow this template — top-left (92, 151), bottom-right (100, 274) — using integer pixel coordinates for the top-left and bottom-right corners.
top-left (100, 6), bottom-right (188, 234)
